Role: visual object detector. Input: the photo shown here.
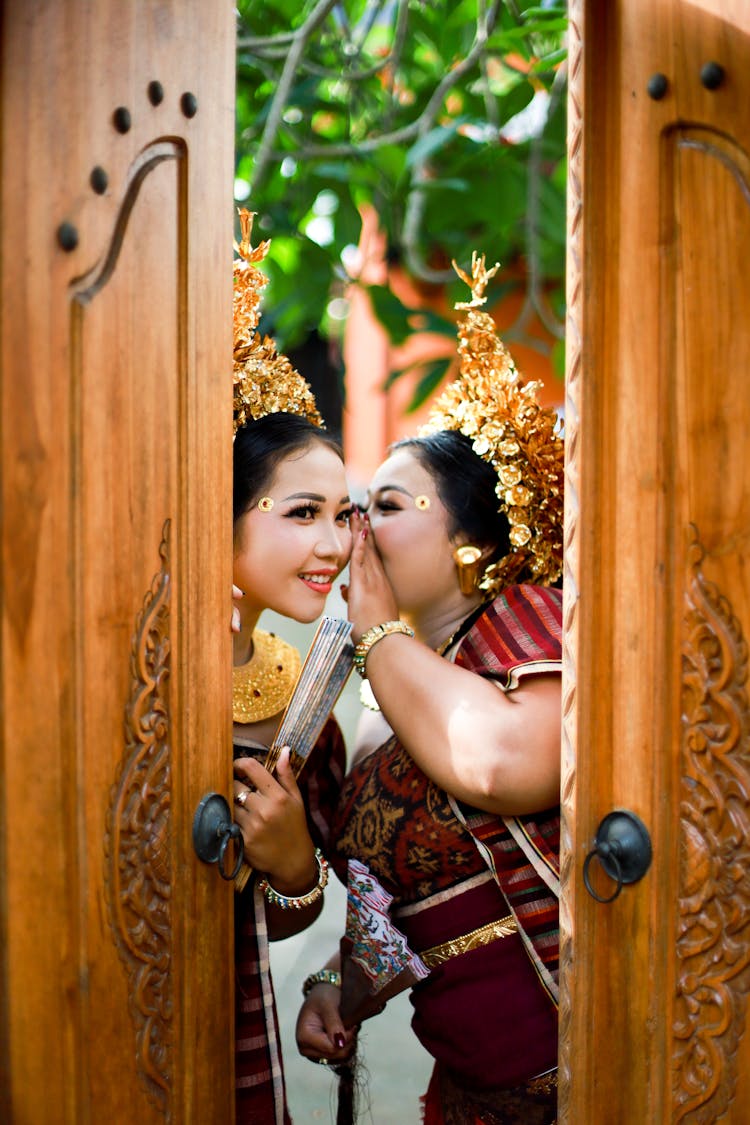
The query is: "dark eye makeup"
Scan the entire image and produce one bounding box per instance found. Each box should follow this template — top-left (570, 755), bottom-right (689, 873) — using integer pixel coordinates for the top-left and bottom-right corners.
top-left (285, 502), bottom-right (321, 520)
top-left (371, 496), bottom-right (402, 513)
top-left (285, 502), bottom-right (354, 523)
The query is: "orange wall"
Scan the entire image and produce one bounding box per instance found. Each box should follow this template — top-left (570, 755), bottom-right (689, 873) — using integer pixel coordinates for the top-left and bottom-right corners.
top-left (342, 209), bottom-right (564, 492)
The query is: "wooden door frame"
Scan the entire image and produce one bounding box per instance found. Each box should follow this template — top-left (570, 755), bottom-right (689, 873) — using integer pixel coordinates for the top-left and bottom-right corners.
top-left (558, 3), bottom-right (585, 1116)
top-left (558, 3), bottom-right (750, 1121)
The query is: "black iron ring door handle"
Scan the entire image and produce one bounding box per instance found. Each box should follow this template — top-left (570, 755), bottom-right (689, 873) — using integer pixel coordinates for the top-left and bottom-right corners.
top-left (582, 810), bottom-right (652, 904)
top-left (192, 792), bottom-right (244, 881)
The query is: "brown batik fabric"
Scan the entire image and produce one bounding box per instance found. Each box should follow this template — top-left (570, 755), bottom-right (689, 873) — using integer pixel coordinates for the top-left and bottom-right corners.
top-left (435, 1065), bottom-right (557, 1125)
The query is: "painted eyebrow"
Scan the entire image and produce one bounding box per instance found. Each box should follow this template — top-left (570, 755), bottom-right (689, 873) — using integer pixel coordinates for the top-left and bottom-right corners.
top-left (372, 484), bottom-right (414, 498)
top-left (282, 492), bottom-right (351, 504)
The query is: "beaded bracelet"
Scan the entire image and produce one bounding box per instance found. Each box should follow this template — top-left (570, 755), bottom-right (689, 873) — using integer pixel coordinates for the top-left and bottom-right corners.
top-left (353, 620), bottom-right (414, 679)
top-left (257, 847), bottom-right (329, 909)
top-left (302, 968), bottom-right (342, 997)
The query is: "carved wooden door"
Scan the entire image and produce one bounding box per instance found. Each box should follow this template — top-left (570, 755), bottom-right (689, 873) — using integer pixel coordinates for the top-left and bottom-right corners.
top-left (561, 1), bottom-right (750, 1121)
top-left (0, 3), bottom-right (236, 1122)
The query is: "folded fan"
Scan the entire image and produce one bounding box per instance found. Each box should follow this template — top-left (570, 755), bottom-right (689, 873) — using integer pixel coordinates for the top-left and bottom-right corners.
top-left (263, 616), bottom-right (354, 777)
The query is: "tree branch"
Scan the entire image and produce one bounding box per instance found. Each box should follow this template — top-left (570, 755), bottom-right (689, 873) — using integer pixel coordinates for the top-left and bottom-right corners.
top-left (277, 4), bottom-right (498, 166)
top-left (401, 0), bottom-right (502, 283)
top-left (514, 59), bottom-right (567, 340)
top-left (249, 0), bottom-right (340, 193)
top-left (237, 31), bottom-right (298, 49)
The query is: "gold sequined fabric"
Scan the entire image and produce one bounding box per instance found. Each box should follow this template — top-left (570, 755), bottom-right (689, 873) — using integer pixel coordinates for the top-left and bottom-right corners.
top-left (232, 629), bottom-right (301, 723)
top-left (233, 209), bottom-right (322, 433)
top-left (420, 253), bottom-right (564, 591)
top-left (419, 913), bottom-right (518, 969)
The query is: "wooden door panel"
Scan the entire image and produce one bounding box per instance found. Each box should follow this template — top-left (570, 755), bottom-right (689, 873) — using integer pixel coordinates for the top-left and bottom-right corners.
top-left (562, 2), bottom-right (750, 1122)
top-left (670, 127), bottom-right (750, 1121)
top-left (1, 3), bottom-right (235, 1122)
top-left (76, 154), bottom-right (180, 1121)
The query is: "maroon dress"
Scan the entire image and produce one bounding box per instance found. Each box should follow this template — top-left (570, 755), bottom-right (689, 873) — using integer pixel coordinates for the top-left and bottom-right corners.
top-left (331, 586), bottom-right (562, 1123)
top-left (234, 717), bottom-right (346, 1125)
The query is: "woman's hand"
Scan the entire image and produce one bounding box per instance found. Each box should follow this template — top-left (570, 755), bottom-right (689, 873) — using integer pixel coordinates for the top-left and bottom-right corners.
top-left (342, 510), bottom-right (399, 643)
top-left (233, 747), bottom-right (315, 891)
top-left (296, 985), bottom-right (357, 1064)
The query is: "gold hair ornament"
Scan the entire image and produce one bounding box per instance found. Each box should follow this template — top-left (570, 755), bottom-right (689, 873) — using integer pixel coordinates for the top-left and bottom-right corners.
top-left (420, 253), bottom-right (564, 592)
top-left (233, 209), bottom-right (323, 434)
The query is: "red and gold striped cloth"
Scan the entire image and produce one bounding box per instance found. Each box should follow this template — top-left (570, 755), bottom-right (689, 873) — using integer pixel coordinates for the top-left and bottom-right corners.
top-left (452, 584), bottom-right (562, 1005)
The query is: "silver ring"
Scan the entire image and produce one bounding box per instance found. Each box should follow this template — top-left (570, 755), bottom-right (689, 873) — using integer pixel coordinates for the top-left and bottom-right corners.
top-left (235, 789), bottom-right (251, 807)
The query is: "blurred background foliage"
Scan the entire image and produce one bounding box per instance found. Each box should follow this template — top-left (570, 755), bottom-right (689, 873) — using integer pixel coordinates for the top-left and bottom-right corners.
top-left (235, 0), bottom-right (568, 410)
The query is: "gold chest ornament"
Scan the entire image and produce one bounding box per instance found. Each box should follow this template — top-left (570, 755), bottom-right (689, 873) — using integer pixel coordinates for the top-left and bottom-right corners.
top-left (232, 629), bottom-right (301, 724)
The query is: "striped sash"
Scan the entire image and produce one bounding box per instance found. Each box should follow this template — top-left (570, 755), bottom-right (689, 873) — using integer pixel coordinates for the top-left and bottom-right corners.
top-left (451, 585), bottom-right (562, 1006)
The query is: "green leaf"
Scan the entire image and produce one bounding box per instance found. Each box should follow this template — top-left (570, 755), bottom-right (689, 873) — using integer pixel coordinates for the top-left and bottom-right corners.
top-left (310, 161), bottom-right (356, 182)
top-left (530, 47), bottom-right (568, 72)
top-left (405, 121), bottom-right (467, 169)
top-left (486, 18), bottom-right (569, 46)
top-left (521, 4), bottom-right (568, 14)
top-left (408, 358), bottom-right (453, 412)
top-left (416, 177), bottom-right (470, 194)
top-left (407, 308), bottom-right (457, 338)
top-left (551, 338), bottom-right (566, 380)
top-left (369, 144), bottom-right (408, 184)
top-left (366, 285), bottom-right (414, 346)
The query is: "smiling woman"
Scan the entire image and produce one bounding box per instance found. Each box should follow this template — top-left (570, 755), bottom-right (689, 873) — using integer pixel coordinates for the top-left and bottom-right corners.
top-left (233, 418), bottom-right (352, 632)
top-left (228, 213), bottom-right (353, 1124)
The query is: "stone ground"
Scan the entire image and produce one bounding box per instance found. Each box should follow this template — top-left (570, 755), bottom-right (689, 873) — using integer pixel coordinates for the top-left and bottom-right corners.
top-left (263, 597), bottom-right (433, 1125)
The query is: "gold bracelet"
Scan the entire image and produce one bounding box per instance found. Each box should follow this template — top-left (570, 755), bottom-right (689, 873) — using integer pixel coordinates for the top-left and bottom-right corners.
top-left (302, 968), bottom-right (342, 996)
top-left (257, 848), bottom-right (329, 909)
top-left (353, 620), bottom-right (414, 678)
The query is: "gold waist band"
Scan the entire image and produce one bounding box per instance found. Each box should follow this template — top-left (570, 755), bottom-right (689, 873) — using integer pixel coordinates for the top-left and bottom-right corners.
top-left (419, 913), bottom-right (517, 969)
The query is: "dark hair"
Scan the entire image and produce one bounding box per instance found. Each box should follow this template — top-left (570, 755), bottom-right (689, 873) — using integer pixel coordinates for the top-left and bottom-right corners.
top-left (233, 413), bottom-right (344, 528)
top-left (393, 430), bottom-right (511, 564)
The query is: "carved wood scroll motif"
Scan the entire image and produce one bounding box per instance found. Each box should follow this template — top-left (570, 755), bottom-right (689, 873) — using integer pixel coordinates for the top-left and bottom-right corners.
top-left (556, 2), bottom-right (583, 1113)
top-left (673, 531), bottom-right (750, 1122)
top-left (104, 521), bottom-right (172, 1117)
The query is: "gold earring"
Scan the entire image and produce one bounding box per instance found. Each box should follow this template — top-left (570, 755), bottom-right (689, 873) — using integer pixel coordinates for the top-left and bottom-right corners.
top-left (257, 497), bottom-right (274, 512)
top-left (453, 545), bottom-right (483, 595)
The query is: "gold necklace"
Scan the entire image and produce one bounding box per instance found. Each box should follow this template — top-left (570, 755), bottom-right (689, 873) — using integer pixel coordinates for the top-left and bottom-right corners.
top-left (436, 601), bottom-right (491, 655)
top-left (233, 629), bottom-right (301, 724)
top-left (436, 625), bottom-right (462, 657)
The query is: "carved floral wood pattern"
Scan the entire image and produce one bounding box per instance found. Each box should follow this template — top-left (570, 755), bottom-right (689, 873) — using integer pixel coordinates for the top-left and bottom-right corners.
top-left (673, 530), bottom-right (750, 1122)
top-left (104, 521), bottom-right (172, 1117)
top-left (557, 1), bottom-right (583, 1114)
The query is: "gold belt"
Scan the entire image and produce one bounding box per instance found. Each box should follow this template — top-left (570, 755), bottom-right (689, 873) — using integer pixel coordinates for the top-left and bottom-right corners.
top-left (419, 913), bottom-right (517, 969)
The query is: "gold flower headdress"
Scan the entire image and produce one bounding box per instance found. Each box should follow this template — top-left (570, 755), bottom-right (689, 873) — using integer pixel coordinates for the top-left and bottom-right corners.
top-left (233, 209), bottom-right (322, 433)
top-left (420, 253), bottom-right (564, 593)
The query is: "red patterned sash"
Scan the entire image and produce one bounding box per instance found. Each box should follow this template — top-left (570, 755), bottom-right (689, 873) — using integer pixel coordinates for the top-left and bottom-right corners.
top-left (451, 586), bottom-right (562, 1006)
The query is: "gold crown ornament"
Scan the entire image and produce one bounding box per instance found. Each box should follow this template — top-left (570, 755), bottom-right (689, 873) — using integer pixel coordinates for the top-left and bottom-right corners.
top-left (233, 208), bottom-right (323, 433)
top-left (420, 253), bottom-right (564, 593)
